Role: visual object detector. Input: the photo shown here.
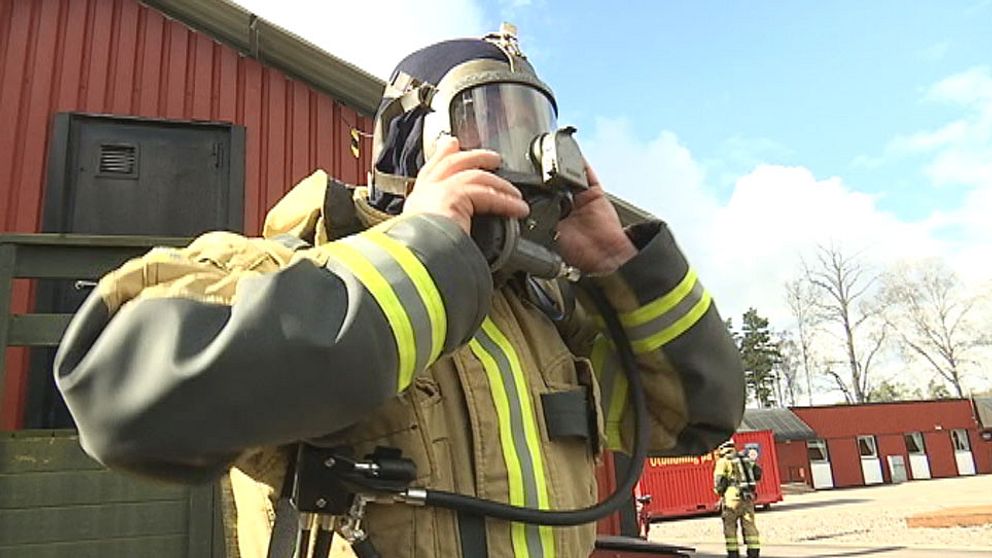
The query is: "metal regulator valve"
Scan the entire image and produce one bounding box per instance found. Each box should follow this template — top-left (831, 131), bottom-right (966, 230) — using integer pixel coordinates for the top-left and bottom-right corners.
top-left (292, 445), bottom-right (419, 558)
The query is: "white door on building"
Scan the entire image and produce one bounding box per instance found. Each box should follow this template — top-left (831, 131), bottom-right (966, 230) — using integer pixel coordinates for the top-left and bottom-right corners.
top-left (904, 432), bottom-right (931, 480)
top-left (858, 435), bottom-right (883, 485)
top-left (951, 429), bottom-right (976, 476)
top-left (807, 439), bottom-right (834, 489)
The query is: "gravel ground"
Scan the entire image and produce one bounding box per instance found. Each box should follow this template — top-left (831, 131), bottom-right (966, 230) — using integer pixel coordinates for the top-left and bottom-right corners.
top-left (648, 475), bottom-right (992, 550)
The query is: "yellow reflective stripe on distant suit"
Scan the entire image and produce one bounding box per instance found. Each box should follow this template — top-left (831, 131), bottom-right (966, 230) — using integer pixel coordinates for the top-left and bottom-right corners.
top-left (321, 242), bottom-right (417, 390)
top-left (620, 268), bottom-right (712, 353)
top-left (363, 230), bottom-right (447, 363)
top-left (590, 335), bottom-right (628, 451)
top-left (469, 317), bottom-right (555, 558)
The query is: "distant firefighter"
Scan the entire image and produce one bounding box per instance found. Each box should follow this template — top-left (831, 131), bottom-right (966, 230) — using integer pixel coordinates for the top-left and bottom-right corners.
top-left (714, 440), bottom-right (762, 558)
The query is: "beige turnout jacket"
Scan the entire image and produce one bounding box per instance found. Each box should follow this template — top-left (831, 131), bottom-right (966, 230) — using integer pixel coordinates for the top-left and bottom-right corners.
top-left (55, 170), bottom-right (744, 558)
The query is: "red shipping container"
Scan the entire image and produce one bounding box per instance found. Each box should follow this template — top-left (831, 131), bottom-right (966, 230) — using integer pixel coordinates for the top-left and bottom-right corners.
top-left (636, 430), bottom-right (783, 520)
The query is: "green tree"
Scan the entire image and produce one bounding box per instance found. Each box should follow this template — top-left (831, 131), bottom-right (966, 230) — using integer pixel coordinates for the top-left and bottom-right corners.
top-left (739, 308), bottom-right (781, 407)
top-left (867, 379), bottom-right (919, 402)
top-left (926, 379), bottom-right (953, 399)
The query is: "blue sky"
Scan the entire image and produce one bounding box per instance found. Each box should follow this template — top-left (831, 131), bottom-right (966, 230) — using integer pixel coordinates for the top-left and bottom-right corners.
top-left (507, 1), bottom-right (991, 216)
top-left (233, 0), bottom-right (992, 394)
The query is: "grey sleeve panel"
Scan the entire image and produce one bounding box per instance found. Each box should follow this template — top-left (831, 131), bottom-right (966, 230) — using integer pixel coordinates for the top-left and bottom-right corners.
top-left (56, 261), bottom-right (402, 483)
top-left (53, 216), bottom-right (492, 484)
top-left (612, 220), bottom-right (689, 304)
top-left (600, 219), bottom-right (745, 456)
top-left (655, 303), bottom-right (745, 457)
top-left (381, 214), bottom-right (493, 352)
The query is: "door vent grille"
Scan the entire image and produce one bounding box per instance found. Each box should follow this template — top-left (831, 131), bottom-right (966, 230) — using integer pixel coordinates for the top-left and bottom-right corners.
top-left (97, 144), bottom-right (138, 177)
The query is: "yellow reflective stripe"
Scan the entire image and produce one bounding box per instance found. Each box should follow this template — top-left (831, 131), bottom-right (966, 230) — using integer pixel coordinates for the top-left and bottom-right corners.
top-left (620, 268), bottom-right (698, 327)
top-left (606, 367), bottom-right (628, 445)
top-left (468, 337), bottom-right (530, 557)
top-left (591, 335), bottom-right (627, 451)
top-left (479, 319), bottom-right (555, 555)
top-left (363, 230), bottom-right (447, 363)
top-left (631, 291), bottom-right (712, 354)
top-left (590, 335), bottom-right (609, 382)
top-left (322, 243), bottom-right (416, 390)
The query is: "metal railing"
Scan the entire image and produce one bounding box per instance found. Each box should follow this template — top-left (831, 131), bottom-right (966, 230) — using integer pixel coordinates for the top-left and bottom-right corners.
top-left (0, 233), bottom-right (188, 417)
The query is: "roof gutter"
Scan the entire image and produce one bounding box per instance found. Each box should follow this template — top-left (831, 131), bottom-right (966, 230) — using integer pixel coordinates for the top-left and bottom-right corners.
top-left (141, 0), bottom-right (385, 116)
top-left (139, 1), bottom-right (658, 221)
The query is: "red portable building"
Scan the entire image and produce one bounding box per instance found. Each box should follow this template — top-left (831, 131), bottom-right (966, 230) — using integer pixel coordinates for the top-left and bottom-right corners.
top-left (634, 430), bottom-right (783, 520)
top-left (786, 399), bottom-right (991, 489)
top-left (0, 0), bottom-right (382, 429)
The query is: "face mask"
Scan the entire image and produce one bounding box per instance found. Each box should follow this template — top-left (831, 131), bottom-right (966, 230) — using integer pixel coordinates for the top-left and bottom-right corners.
top-left (448, 82), bottom-right (589, 280)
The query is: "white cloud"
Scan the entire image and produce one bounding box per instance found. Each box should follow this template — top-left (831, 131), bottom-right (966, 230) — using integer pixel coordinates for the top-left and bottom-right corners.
top-left (581, 118), bottom-right (944, 329)
top-left (230, 0), bottom-right (487, 79)
top-left (583, 68), bottom-right (992, 395)
top-left (894, 67), bottom-right (992, 282)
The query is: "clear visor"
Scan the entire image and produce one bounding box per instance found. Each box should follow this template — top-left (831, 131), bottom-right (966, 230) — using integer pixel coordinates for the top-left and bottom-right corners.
top-left (449, 83), bottom-right (557, 174)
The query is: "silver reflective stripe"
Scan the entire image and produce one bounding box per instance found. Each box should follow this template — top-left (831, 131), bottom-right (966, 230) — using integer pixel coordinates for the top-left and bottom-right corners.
top-left (342, 234), bottom-right (434, 376)
top-left (468, 316), bottom-right (554, 557)
top-left (624, 279), bottom-right (706, 346)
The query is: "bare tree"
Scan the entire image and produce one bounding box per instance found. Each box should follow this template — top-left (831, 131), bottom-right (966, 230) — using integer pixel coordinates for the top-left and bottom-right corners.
top-left (774, 332), bottom-right (802, 406)
top-left (876, 259), bottom-right (990, 398)
top-left (785, 278), bottom-right (821, 405)
top-left (802, 243), bottom-right (886, 403)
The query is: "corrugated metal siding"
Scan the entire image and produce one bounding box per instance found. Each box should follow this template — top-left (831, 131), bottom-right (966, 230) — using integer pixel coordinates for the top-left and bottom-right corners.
top-left (791, 400), bottom-right (979, 438)
top-left (0, 432), bottom-right (223, 557)
top-left (774, 439), bottom-right (809, 484)
top-left (0, 0), bottom-right (374, 428)
top-left (636, 430), bottom-right (782, 519)
top-left (594, 452), bottom-right (622, 536)
top-left (824, 438), bottom-right (862, 488)
top-left (974, 432), bottom-right (992, 474)
top-left (924, 431), bottom-right (958, 478)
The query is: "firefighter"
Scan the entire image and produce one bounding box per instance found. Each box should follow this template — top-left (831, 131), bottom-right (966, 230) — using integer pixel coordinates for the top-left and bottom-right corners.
top-left (714, 440), bottom-right (762, 558)
top-left (54, 26), bottom-right (745, 558)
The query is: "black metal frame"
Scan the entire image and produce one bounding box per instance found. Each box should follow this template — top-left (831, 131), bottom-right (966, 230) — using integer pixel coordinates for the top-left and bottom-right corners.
top-left (0, 234), bottom-right (188, 412)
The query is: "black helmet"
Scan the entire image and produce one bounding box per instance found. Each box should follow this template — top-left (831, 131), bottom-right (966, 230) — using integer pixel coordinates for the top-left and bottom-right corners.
top-left (370, 24), bottom-right (558, 205)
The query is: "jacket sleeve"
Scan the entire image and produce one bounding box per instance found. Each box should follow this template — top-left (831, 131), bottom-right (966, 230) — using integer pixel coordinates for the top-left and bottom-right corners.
top-left (568, 220), bottom-right (745, 457)
top-left (54, 214), bottom-right (492, 483)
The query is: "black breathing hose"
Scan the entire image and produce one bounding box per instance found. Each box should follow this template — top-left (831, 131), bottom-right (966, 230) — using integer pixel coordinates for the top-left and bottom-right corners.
top-left (419, 279), bottom-right (649, 525)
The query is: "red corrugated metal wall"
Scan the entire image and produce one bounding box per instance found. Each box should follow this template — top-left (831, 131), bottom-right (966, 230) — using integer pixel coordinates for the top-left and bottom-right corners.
top-left (973, 431), bottom-right (992, 474)
top-left (636, 430), bottom-right (782, 519)
top-left (791, 400), bottom-right (990, 488)
top-left (824, 438), bottom-right (862, 488)
top-left (0, 0), bottom-right (374, 428)
top-left (791, 400), bottom-right (980, 438)
top-left (876, 433), bottom-right (906, 483)
top-left (924, 431), bottom-right (958, 478)
top-left (775, 439), bottom-right (808, 484)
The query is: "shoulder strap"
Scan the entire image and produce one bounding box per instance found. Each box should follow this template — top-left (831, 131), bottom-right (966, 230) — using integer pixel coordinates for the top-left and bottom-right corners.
top-left (266, 446), bottom-right (301, 558)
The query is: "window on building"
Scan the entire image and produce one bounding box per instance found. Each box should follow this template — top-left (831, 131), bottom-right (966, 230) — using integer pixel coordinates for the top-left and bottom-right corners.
top-left (904, 432), bottom-right (926, 455)
top-left (857, 435), bottom-right (878, 459)
top-left (807, 439), bottom-right (829, 462)
top-left (951, 429), bottom-right (971, 452)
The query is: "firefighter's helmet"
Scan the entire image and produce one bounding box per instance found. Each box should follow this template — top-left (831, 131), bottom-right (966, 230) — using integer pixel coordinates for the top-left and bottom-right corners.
top-left (370, 23), bottom-right (558, 202)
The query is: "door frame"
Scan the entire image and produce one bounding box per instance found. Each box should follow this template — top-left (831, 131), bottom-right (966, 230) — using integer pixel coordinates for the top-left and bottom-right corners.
top-left (43, 112), bottom-right (245, 234)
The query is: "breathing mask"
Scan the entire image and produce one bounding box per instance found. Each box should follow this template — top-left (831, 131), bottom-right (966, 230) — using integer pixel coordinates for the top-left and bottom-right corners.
top-left (371, 24), bottom-right (589, 280)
